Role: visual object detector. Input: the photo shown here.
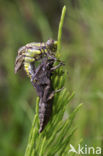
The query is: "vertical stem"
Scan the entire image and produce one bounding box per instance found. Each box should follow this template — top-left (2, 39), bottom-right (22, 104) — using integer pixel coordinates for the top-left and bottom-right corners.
top-left (57, 6), bottom-right (66, 54)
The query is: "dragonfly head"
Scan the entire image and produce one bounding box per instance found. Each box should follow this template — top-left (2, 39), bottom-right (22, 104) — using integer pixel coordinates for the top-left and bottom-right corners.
top-left (46, 39), bottom-right (57, 52)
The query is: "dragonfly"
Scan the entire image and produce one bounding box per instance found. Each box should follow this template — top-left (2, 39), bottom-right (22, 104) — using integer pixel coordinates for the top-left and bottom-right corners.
top-left (15, 39), bottom-right (57, 80)
top-left (14, 39), bottom-right (64, 133)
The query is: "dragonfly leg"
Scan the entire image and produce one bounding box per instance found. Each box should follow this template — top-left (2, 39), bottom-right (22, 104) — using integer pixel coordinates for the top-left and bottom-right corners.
top-left (31, 63), bottom-right (44, 82)
top-left (47, 87), bottom-right (64, 101)
top-left (51, 62), bottom-right (64, 71)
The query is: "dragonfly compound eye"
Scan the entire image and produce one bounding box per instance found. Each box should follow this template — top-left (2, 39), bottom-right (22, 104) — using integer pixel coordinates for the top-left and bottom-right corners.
top-left (46, 39), bottom-right (57, 52)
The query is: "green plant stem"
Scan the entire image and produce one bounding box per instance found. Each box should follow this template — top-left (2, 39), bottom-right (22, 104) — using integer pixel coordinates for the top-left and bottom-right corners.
top-left (57, 6), bottom-right (66, 54)
top-left (24, 5), bottom-right (82, 156)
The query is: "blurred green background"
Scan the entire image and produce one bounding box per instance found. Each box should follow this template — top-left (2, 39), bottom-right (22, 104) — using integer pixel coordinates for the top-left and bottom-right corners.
top-left (0, 0), bottom-right (103, 155)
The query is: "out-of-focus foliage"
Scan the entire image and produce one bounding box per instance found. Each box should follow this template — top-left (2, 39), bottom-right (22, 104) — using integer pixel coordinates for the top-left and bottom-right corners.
top-left (0, 0), bottom-right (103, 155)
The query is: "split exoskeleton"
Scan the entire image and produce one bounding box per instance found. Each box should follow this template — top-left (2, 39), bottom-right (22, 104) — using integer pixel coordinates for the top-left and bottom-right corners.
top-left (32, 58), bottom-right (63, 132)
top-left (15, 39), bottom-right (63, 133)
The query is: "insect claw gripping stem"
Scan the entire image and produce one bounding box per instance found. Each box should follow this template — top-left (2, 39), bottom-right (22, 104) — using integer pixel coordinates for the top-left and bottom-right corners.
top-left (47, 88), bottom-right (63, 101)
top-left (54, 87), bottom-right (64, 94)
top-left (51, 62), bottom-right (64, 71)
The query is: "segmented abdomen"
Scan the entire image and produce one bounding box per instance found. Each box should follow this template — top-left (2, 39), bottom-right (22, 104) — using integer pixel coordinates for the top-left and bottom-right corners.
top-left (39, 98), bottom-right (53, 133)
